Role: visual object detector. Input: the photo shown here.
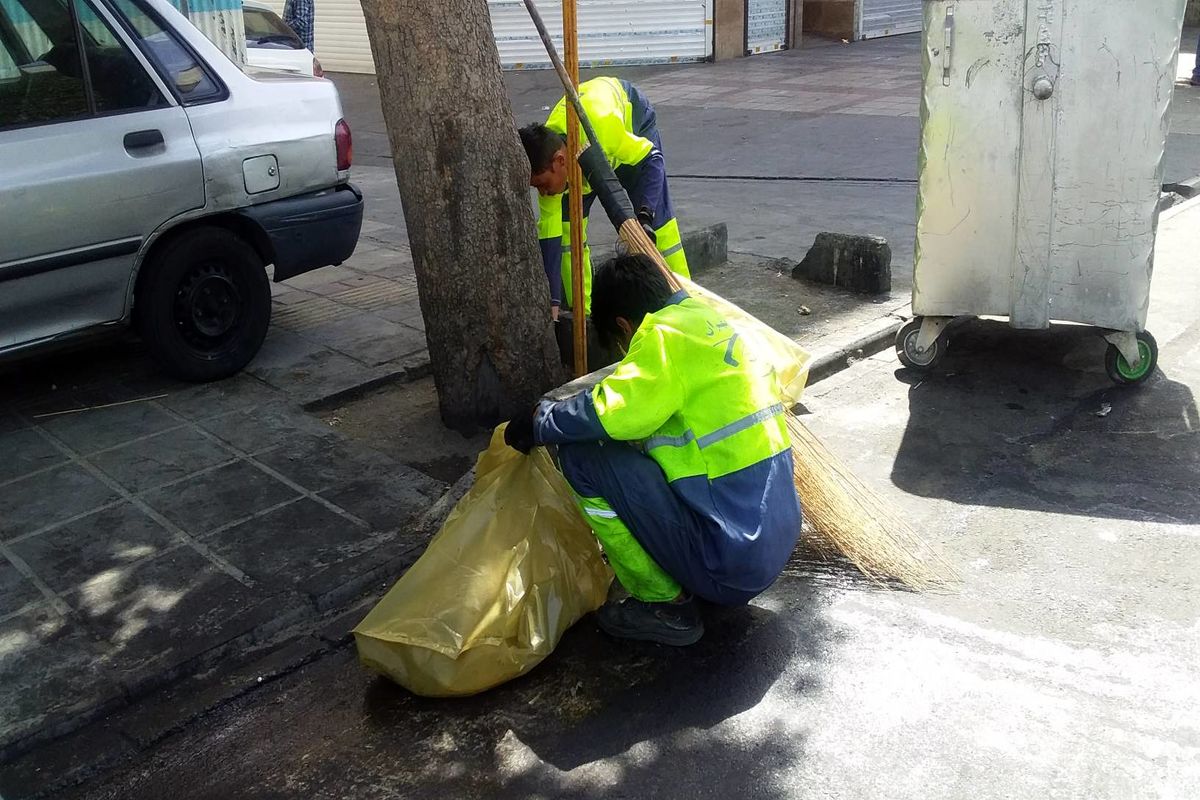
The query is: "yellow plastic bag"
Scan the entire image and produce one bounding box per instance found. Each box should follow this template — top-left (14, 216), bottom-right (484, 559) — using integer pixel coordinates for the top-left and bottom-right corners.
top-left (353, 427), bottom-right (612, 697)
top-left (682, 276), bottom-right (812, 405)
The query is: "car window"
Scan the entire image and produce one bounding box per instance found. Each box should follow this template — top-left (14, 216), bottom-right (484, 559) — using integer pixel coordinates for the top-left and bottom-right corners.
top-left (0, 0), bottom-right (89, 126)
top-left (109, 0), bottom-right (222, 103)
top-left (73, 0), bottom-right (165, 113)
top-left (0, 0), bottom-right (54, 60)
top-left (0, 36), bottom-right (19, 80)
top-left (243, 6), bottom-right (299, 48)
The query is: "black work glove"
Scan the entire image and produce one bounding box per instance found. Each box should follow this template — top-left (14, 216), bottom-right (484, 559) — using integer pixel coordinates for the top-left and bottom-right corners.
top-left (504, 405), bottom-right (538, 455)
top-left (637, 208), bottom-right (657, 244)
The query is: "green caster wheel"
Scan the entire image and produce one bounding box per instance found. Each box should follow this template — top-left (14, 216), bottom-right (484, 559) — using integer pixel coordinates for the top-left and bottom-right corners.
top-left (1105, 331), bottom-right (1158, 385)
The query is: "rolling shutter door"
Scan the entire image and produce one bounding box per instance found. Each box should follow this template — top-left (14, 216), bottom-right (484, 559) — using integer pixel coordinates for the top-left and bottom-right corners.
top-left (489, 0), bottom-right (710, 68)
top-left (857, 0), bottom-right (921, 40)
top-left (308, 0), bottom-right (709, 75)
top-left (745, 0), bottom-right (786, 54)
top-left (314, 0), bottom-right (374, 73)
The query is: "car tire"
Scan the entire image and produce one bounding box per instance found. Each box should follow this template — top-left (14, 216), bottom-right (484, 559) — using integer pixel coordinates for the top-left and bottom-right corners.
top-left (136, 226), bottom-right (271, 383)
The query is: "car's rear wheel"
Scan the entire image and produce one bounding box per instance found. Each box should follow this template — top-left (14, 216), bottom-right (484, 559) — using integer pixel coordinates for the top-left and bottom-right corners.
top-left (137, 226), bottom-right (271, 382)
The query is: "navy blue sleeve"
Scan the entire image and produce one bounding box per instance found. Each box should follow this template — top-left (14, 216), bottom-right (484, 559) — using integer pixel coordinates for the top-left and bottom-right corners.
top-left (540, 238), bottom-right (563, 306)
top-left (630, 148), bottom-right (666, 221)
top-left (534, 392), bottom-right (609, 445)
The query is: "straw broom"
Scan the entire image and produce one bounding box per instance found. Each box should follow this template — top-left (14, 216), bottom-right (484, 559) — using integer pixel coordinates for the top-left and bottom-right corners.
top-left (520, 0), bottom-right (957, 591)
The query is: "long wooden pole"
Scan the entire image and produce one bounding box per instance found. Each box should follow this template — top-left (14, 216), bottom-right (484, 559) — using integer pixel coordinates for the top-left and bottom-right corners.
top-left (562, 0), bottom-right (586, 376)
top-left (520, 0), bottom-right (680, 298)
top-left (520, 0), bottom-right (600, 153)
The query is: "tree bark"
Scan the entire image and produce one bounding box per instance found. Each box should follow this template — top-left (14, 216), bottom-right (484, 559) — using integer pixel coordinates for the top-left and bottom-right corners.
top-left (359, 0), bottom-right (564, 432)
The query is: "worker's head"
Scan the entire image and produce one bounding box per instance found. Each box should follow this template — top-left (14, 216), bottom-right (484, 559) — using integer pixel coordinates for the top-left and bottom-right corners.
top-left (519, 123), bottom-right (569, 196)
top-left (592, 254), bottom-right (675, 353)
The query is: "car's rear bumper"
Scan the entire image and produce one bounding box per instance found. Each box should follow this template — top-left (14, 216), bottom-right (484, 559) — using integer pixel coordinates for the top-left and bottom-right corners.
top-left (239, 183), bottom-right (364, 282)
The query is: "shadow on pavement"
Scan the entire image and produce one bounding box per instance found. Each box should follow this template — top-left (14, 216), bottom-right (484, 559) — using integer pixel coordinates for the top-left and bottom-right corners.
top-left (358, 577), bottom-right (835, 799)
top-left (890, 319), bottom-right (1200, 523)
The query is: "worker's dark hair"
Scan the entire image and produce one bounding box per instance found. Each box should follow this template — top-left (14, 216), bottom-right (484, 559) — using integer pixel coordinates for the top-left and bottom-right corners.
top-left (519, 123), bottom-right (566, 174)
top-left (591, 254), bottom-right (675, 349)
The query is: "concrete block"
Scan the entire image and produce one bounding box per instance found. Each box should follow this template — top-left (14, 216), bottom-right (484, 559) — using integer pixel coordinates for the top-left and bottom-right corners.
top-left (682, 222), bottom-right (729, 275)
top-left (589, 223), bottom-right (729, 278)
top-left (792, 232), bottom-right (892, 295)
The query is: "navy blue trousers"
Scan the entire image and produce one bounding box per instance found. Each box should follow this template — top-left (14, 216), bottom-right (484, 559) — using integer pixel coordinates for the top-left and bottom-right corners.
top-left (558, 441), bottom-right (761, 606)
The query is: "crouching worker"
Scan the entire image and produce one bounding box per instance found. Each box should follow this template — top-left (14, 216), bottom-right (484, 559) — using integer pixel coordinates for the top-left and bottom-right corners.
top-left (504, 255), bottom-right (802, 646)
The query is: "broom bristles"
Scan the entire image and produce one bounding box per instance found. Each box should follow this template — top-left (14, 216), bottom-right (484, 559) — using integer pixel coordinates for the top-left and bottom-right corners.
top-left (788, 413), bottom-right (958, 590)
top-left (622, 218), bottom-right (955, 590)
top-left (618, 219), bottom-right (683, 292)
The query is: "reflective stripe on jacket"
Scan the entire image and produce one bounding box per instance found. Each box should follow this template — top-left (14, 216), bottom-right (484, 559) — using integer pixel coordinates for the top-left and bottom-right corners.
top-left (534, 292), bottom-right (801, 591)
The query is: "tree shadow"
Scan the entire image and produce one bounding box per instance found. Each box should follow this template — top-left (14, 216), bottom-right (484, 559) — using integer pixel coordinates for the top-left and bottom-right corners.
top-left (890, 318), bottom-right (1200, 522)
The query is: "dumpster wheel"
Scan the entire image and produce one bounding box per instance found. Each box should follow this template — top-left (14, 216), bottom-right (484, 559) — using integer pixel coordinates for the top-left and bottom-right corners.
top-left (895, 317), bottom-right (946, 371)
top-left (1105, 331), bottom-right (1158, 386)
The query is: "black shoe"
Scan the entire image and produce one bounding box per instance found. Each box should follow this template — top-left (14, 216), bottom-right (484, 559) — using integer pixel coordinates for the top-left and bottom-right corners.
top-left (594, 596), bottom-right (704, 646)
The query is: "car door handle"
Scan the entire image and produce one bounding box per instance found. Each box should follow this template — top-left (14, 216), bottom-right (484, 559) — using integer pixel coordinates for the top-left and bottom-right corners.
top-left (124, 129), bottom-right (164, 151)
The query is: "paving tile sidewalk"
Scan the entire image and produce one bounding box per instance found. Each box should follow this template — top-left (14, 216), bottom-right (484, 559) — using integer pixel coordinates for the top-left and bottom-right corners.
top-left (0, 363), bottom-right (445, 759)
top-left (633, 39), bottom-right (924, 119)
top-left (258, 226), bottom-right (428, 407)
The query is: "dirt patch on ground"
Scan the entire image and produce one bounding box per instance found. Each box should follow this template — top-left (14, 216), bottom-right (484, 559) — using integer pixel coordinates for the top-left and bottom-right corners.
top-left (320, 377), bottom-right (489, 484)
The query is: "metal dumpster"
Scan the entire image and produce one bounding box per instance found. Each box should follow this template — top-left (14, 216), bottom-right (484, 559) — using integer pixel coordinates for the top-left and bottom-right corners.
top-left (898, 0), bottom-right (1188, 384)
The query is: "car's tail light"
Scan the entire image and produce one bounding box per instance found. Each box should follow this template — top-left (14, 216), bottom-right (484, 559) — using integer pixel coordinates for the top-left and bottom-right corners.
top-left (313, 57), bottom-right (325, 78)
top-left (335, 118), bottom-right (352, 171)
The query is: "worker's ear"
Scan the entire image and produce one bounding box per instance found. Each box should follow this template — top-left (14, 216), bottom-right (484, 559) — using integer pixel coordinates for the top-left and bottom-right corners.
top-left (615, 317), bottom-right (635, 350)
top-left (553, 147), bottom-right (568, 170)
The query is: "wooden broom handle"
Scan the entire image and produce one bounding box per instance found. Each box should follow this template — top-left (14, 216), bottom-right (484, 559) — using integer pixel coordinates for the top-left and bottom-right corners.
top-left (520, 0), bottom-right (603, 151)
top-left (522, 0), bottom-right (682, 324)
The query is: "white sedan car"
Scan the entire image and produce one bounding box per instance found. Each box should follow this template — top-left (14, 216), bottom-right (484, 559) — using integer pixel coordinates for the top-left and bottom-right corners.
top-left (242, 1), bottom-right (323, 77)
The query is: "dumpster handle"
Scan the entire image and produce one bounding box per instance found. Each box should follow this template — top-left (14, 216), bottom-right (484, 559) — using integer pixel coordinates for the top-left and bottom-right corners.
top-left (942, 6), bottom-right (955, 87)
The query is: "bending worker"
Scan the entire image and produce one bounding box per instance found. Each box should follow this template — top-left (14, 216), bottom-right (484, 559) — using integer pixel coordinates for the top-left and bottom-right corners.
top-left (505, 255), bottom-right (801, 646)
top-left (519, 77), bottom-right (689, 318)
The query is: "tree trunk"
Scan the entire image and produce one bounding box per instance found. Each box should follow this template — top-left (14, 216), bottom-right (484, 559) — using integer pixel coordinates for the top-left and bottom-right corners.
top-left (359, 0), bottom-right (564, 432)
